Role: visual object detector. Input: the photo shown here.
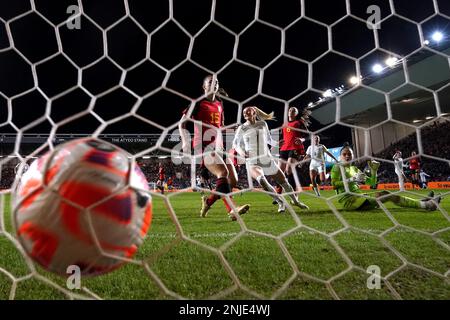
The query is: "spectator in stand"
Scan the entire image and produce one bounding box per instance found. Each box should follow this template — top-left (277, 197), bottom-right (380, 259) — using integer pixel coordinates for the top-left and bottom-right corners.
top-left (373, 120), bottom-right (450, 184)
top-left (167, 176), bottom-right (173, 190)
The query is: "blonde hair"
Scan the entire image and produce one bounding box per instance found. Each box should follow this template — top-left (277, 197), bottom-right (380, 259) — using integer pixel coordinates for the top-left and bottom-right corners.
top-left (251, 106), bottom-right (276, 121)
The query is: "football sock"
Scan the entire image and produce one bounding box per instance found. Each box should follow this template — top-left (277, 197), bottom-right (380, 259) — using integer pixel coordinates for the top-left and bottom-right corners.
top-left (222, 197), bottom-right (234, 213)
top-left (313, 186), bottom-right (320, 196)
top-left (275, 184), bottom-right (283, 194)
top-left (206, 178), bottom-right (232, 212)
top-left (280, 181), bottom-right (298, 204)
top-left (206, 193), bottom-right (220, 207)
top-left (257, 175), bottom-right (283, 205)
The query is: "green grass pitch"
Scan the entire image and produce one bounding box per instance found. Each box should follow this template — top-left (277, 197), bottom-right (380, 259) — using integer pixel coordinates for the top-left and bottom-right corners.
top-left (1, 190), bottom-right (449, 300)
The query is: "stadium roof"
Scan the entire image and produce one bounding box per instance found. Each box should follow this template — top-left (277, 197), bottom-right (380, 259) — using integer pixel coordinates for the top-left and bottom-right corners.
top-left (311, 47), bottom-right (450, 127)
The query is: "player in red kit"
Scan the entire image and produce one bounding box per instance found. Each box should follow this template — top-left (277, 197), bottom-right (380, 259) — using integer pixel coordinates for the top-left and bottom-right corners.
top-left (178, 75), bottom-right (250, 221)
top-left (277, 107), bottom-right (311, 192)
top-left (409, 151), bottom-right (421, 189)
top-left (156, 162), bottom-right (165, 194)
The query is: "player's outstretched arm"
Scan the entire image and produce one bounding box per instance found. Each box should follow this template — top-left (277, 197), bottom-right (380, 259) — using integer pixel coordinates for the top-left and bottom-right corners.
top-left (330, 164), bottom-right (345, 189)
top-left (264, 122), bottom-right (277, 147)
top-left (178, 114), bottom-right (190, 153)
top-left (232, 126), bottom-right (246, 158)
top-left (303, 146), bottom-right (312, 163)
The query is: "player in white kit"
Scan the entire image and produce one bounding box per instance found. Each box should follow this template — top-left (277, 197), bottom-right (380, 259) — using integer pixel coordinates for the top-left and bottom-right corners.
top-left (304, 135), bottom-right (338, 196)
top-left (419, 169), bottom-right (431, 189)
top-left (393, 151), bottom-right (407, 190)
top-left (233, 106), bottom-right (309, 213)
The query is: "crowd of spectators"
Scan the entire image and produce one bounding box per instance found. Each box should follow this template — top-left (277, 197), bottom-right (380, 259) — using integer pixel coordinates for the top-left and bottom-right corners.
top-left (0, 164), bottom-right (15, 189)
top-left (137, 158), bottom-right (191, 189)
top-left (375, 120), bottom-right (450, 183)
top-left (1, 121), bottom-right (449, 190)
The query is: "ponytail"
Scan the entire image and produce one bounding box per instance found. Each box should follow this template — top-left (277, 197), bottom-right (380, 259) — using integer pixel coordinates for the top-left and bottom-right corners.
top-left (252, 106), bottom-right (276, 121)
top-left (217, 87), bottom-right (228, 98)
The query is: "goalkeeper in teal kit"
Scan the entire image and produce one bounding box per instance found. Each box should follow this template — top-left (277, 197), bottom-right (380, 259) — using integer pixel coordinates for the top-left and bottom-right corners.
top-left (331, 144), bottom-right (440, 211)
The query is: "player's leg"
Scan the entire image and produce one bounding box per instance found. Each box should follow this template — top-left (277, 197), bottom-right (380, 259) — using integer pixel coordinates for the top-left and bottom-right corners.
top-left (201, 151), bottom-right (249, 219)
top-left (249, 165), bottom-right (285, 212)
top-left (225, 161), bottom-right (250, 216)
top-left (310, 169), bottom-right (320, 196)
top-left (275, 154), bottom-right (288, 198)
top-left (157, 180), bottom-right (164, 194)
top-left (270, 164), bottom-right (309, 210)
top-left (376, 190), bottom-right (440, 211)
top-left (339, 193), bottom-right (378, 211)
top-left (200, 151), bottom-right (230, 217)
top-left (396, 171), bottom-right (404, 190)
top-left (319, 169), bottom-right (326, 183)
top-left (225, 161), bottom-right (238, 189)
top-left (340, 191), bottom-right (440, 212)
top-left (285, 155), bottom-right (300, 191)
top-left (399, 173), bottom-right (405, 190)
top-left (319, 166), bottom-right (327, 190)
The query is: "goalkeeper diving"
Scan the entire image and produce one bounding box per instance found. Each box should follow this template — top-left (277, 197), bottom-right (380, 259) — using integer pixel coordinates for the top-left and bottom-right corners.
top-left (331, 144), bottom-right (441, 211)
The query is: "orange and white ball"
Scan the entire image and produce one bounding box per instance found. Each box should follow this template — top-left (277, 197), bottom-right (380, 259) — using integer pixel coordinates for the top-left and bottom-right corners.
top-left (13, 138), bottom-right (152, 276)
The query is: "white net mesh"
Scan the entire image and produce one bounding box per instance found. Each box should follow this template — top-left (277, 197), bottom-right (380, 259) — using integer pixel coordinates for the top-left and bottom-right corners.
top-left (0, 0), bottom-right (449, 300)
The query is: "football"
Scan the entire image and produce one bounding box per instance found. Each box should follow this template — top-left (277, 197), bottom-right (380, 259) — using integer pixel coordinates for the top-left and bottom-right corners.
top-left (13, 138), bottom-right (152, 276)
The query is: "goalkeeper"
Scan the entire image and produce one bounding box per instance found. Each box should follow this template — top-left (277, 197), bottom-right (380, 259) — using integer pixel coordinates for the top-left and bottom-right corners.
top-left (331, 144), bottom-right (440, 211)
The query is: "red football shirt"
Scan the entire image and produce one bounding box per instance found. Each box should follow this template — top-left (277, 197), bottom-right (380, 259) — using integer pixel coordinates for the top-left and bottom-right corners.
top-left (409, 158), bottom-right (420, 170)
top-left (280, 120), bottom-right (305, 152)
top-left (159, 167), bottom-right (165, 180)
top-left (187, 99), bottom-right (224, 149)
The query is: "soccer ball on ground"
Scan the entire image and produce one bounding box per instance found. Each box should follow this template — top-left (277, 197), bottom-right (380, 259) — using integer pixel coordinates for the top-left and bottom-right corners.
top-left (13, 138), bottom-right (152, 276)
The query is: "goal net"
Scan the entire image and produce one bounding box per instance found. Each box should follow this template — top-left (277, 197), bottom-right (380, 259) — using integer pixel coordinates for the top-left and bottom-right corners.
top-left (0, 0), bottom-right (449, 300)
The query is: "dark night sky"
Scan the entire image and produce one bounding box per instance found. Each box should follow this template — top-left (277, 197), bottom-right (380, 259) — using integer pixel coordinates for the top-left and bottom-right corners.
top-left (0, 0), bottom-right (449, 146)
